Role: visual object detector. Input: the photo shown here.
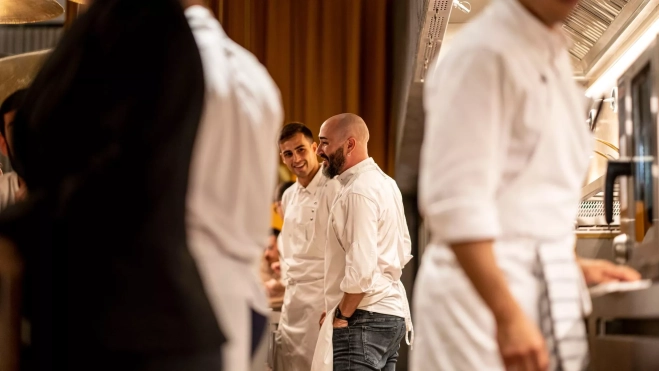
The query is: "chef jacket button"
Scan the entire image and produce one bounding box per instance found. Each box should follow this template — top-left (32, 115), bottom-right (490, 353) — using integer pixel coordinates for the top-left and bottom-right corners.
top-left (311, 218), bottom-right (314, 221)
top-left (312, 209), bottom-right (315, 212)
top-left (314, 201), bottom-right (317, 204)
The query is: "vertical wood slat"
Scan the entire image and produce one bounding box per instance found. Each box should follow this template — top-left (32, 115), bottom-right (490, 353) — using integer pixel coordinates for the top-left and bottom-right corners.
top-left (64, 1), bottom-right (79, 30)
top-left (209, 0), bottom-right (394, 174)
top-left (0, 26), bottom-right (62, 56)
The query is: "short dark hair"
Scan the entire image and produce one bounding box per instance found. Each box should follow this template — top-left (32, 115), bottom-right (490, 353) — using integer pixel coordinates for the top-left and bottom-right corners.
top-left (279, 122), bottom-right (314, 144)
top-left (272, 228), bottom-right (281, 238)
top-left (0, 89), bottom-right (28, 137)
top-left (276, 181), bottom-right (295, 202)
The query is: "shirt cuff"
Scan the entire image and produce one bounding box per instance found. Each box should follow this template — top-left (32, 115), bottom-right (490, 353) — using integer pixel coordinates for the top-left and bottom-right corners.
top-left (340, 267), bottom-right (378, 294)
top-left (425, 198), bottom-right (501, 244)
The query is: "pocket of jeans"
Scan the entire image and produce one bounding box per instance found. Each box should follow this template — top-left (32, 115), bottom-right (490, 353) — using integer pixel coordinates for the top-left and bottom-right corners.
top-left (361, 323), bottom-right (403, 367)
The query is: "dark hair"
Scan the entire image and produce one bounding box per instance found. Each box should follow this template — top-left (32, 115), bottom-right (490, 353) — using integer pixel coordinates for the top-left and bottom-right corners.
top-left (276, 181), bottom-right (295, 202)
top-left (279, 122), bottom-right (314, 144)
top-left (0, 89), bottom-right (28, 137)
top-left (272, 228), bottom-right (281, 238)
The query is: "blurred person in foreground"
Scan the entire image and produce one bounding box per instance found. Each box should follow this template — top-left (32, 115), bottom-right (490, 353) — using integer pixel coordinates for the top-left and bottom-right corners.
top-left (413, 1), bottom-right (641, 370)
top-left (0, 0), bottom-right (225, 370)
top-left (182, 0), bottom-right (284, 370)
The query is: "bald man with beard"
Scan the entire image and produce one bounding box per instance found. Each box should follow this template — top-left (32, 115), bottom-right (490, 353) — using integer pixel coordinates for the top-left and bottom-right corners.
top-left (310, 114), bottom-right (414, 371)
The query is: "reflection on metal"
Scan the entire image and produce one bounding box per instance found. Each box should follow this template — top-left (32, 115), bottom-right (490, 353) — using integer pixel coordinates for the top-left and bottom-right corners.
top-left (0, 50), bottom-right (50, 104)
top-left (452, 0), bottom-right (471, 14)
top-left (594, 149), bottom-right (616, 160)
top-left (596, 138), bottom-right (620, 152)
top-left (0, 0), bottom-right (64, 25)
top-left (610, 86), bottom-right (619, 111)
top-left (68, 0), bottom-right (88, 3)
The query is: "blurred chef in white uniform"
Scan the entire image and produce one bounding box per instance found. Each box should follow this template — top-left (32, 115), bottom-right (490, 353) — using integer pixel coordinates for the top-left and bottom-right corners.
top-left (414, 1), bottom-right (640, 371)
top-left (275, 122), bottom-right (341, 371)
top-left (182, 1), bottom-right (283, 370)
top-left (312, 113), bottom-right (413, 371)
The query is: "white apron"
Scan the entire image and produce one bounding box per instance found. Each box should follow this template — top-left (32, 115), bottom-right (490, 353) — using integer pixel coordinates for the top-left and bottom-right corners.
top-left (310, 163), bottom-right (414, 371)
top-left (411, 54), bottom-right (592, 371)
top-left (275, 276), bottom-right (325, 371)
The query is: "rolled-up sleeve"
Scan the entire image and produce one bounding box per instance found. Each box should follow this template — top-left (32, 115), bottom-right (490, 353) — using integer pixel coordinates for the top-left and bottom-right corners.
top-left (339, 193), bottom-right (379, 294)
top-left (419, 48), bottom-right (511, 244)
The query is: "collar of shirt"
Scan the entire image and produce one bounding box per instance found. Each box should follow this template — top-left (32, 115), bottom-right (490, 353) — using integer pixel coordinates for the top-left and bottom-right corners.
top-left (296, 164), bottom-right (324, 196)
top-left (336, 157), bottom-right (375, 186)
top-left (496, 0), bottom-right (569, 64)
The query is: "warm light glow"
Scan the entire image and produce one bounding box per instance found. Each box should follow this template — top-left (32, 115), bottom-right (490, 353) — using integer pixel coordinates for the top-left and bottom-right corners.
top-left (586, 17), bottom-right (659, 98)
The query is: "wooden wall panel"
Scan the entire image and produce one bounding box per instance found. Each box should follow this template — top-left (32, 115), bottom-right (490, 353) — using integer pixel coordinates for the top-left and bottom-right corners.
top-left (210, 0), bottom-right (395, 174)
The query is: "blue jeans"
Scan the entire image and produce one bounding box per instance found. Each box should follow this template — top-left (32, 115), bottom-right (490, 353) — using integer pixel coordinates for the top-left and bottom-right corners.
top-left (332, 310), bottom-right (406, 371)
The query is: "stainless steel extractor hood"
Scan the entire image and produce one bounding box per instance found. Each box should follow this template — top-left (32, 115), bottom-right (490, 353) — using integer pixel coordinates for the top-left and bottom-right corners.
top-left (566, 0), bottom-right (659, 78)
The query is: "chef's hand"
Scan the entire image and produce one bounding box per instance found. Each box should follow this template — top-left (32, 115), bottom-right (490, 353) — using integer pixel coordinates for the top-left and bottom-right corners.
top-left (332, 318), bottom-right (348, 329)
top-left (496, 310), bottom-right (548, 371)
top-left (319, 311), bottom-right (326, 328)
top-left (271, 261), bottom-right (281, 275)
top-left (578, 258), bottom-right (641, 285)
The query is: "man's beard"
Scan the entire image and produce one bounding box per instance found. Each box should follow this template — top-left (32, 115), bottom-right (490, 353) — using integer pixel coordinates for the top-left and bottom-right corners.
top-left (322, 147), bottom-right (345, 178)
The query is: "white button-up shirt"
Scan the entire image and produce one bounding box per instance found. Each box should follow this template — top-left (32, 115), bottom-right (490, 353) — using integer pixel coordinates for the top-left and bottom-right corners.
top-left (280, 166), bottom-right (341, 281)
top-left (419, 0), bottom-right (591, 245)
top-left (325, 158), bottom-right (413, 318)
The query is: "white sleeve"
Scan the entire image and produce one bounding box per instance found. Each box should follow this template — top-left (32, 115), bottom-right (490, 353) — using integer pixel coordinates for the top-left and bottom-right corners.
top-left (419, 48), bottom-right (512, 244)
top-left (339, 194), bottom-right (380, 294)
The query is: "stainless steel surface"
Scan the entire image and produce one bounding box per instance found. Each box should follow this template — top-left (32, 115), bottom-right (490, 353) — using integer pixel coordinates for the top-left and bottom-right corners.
top-left (0, 50), bottom-right (49, 104)
top-left (601, 37), bottom-right (659, 269)
top-left (575, 232), bottom-right (616, 260)
top-left (566, 0), bottom-right (659, 78)
top-left (578, 194), bottom-right (621, 226)
top-left (0, 0), bottom-right (64, 25)
top-left (587, 284), bottom-right (659, 371)
top-left (413, 0), bottom-right (453, 83)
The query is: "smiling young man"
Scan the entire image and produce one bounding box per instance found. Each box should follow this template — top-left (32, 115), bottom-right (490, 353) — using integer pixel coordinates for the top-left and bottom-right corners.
top-left (275, 123), bottom-right (341, 371)
top-left (414, 1), bottom-right (639, 371)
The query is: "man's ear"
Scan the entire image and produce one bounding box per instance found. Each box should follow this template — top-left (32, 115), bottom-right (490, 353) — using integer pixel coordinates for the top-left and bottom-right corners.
top-left (0, 135), bottom-right (8, 157)
top-left (346, 137), bottom-right (356, 153)
top-left (311, 142), bottom-right (318, 152)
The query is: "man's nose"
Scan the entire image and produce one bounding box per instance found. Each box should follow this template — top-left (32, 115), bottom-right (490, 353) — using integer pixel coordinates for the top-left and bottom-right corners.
top-left (293, 152), bottom-right (302, 163)
top-left (316, 146), bottom-right (323, 156)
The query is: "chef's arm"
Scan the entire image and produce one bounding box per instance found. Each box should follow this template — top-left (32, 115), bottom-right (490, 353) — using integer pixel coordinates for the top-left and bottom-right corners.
top-left (450, 241), bottom-right (520, 322)
top-left (336, 193), bottom-right (379, 325)
top-left (338, 292), bottom-right (366, 318)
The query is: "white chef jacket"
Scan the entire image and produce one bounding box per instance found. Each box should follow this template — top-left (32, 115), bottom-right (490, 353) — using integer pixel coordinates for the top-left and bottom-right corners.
top-left (311, 158), bottom-right (414, 371)
top-left (413, 1), bottom-right (592, 370)
top-left (184, 6), bottom-right (283, 371)
top-left (326, 158), bottom-right (412, 320)
top-left (276, 166), bottom-right (340, 371)
top-left (420, 0), bottom-right (590, 244)
top-left (280, 166), bottom-right (340, 281)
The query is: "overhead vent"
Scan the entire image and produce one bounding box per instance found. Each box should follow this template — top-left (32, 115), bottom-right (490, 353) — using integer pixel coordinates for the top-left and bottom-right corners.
top-left (413, 0), bottom-right (453, 82)
top-left (564, 0), bottom-right (659, 78)
top-left (563, 0), bottom-right (630, 61)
